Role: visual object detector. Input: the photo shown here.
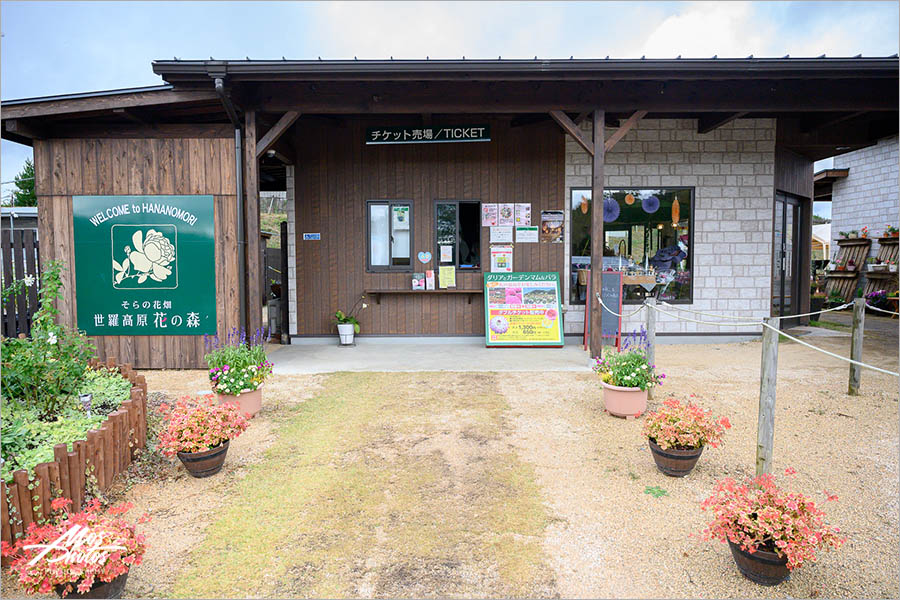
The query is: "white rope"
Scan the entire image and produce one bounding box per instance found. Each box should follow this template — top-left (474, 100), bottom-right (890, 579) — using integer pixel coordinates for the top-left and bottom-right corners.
top-left (595, 293), bottom-right (646, 318)
top-left (649, 303), bottom-right (763, 327)
top-left (865, 302), bottom-right (900, 316)
top-left (760, 321), bottom-right (900, 377)
top-left (661, 300), bottom-right (854, 321)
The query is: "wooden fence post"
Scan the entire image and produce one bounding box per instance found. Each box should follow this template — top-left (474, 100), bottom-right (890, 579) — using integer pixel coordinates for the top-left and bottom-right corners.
top-left (848, 297), bottom-right (865, 396)
top-left (756, 316), bottom-right (780, 475)
top-left (645, 297), bottom-right (656, 367)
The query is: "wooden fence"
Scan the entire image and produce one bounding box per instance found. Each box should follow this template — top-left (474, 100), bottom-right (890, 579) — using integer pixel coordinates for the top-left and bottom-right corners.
top-left (1, 357), bottom-right (148, 549)
top-left (1, 228), bottom-right (40, 338)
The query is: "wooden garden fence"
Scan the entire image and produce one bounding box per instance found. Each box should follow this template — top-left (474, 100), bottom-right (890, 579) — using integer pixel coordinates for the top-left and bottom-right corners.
top-left (1, 357), bottom-right (148, 550)
top-left (1, 228), bottom-right (40, 338)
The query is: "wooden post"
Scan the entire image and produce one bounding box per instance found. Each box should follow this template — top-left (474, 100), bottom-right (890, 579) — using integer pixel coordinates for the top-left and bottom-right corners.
top-left (243, 109), bottom-right (263, 334)
top-left (589, 109), bottom-right (605, 357)
top-left (848, 297), bottom-right (865, 395)
top-left (645, 297), bottom-right (656, 367)
top-left (756, 317), bottom-right (780, 475)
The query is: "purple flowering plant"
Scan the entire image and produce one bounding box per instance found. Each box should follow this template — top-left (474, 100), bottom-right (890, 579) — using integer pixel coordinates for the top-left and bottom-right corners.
top-left (592, 327), bottom-right (665, 391)
top-left (203, 327), bottom-right (273, 396)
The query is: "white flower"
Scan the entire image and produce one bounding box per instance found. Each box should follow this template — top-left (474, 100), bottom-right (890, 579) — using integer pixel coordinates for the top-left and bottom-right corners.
top-left (23, 274), bottom-right (35, 287)
top-left (362, 303), bottom-right (368, 309)
top-left (47, 332), bottom-right (58, 345)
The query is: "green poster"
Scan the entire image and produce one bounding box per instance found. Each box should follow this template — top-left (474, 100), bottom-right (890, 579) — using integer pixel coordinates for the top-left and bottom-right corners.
top-left (73, 195), bottom-right (216, 335)
top-left (484, 272), bottom-right (564, 347)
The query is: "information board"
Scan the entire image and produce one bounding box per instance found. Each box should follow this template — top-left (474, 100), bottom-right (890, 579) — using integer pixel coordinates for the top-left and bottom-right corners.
top-left (484, 272), bottom-right (564, 347)
top-left (72, 195), bottom-right (216, 335)
top-left (600, 271), bottom-right (623, 346)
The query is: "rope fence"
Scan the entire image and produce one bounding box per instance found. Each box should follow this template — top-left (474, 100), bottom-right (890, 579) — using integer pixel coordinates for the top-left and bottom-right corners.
top-left (865, 302), bottom-right (900, 316)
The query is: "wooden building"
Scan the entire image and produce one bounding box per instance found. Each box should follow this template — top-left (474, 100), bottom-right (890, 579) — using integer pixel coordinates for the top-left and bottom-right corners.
top-left (1, 57), bottom-right (897, 367)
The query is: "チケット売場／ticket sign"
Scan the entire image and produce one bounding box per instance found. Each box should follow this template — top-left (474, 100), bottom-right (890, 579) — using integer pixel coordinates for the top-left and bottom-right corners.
top-left (73, 195), bottom-right (216, 335)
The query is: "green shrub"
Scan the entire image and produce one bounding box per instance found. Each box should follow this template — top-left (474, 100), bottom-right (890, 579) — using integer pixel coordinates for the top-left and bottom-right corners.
top-left (77, 367), bottom-right (133, 416)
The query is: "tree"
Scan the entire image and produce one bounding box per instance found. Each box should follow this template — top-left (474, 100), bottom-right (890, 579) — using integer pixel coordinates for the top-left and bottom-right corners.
top-left (812, 214), bottom-right (831, 225)
top-left (10, 158), bottom-right (36, 206)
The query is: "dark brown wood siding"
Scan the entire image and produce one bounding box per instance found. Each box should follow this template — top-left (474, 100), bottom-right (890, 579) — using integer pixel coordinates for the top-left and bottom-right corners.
top-left (34, 137), bottom-right (239, 368)
top-left (292, 118), bottom-right (565, 335)
top-left (774, 144), bottom-right (813, 199)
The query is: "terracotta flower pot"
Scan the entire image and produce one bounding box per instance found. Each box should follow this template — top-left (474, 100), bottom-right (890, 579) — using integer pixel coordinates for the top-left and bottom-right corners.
top-left (218, 387), bottom-right (262, 418)
top-left (600, 380), bottom-right (647, 418)
top-left (54, 571), bottom-right (129, 599)
top-left (648, 438), bottom-right (704, 477)
top-left (177, 440), bottom-right (230, 478)
top-left (728, 541), bottom-right (790, 586)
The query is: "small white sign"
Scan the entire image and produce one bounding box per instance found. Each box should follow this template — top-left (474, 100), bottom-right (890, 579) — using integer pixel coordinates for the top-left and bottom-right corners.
top-left (515, 226), bottom-right (538, 243)
top-left (490, 245), bottom-right (513, 273)
top-left (490, 226), bottom-right (513, 244)
top-left (440, 244), bottom-right (454, 263)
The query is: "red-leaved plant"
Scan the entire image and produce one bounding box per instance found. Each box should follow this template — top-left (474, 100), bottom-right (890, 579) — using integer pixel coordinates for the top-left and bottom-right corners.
top-left (157, 394), bottom-right (249, 457)
top-left (1, 498), bottom-right (147, 597)
top-left (643, 397), bottom-right (731, 450)
top-left (700, 470), bottom-right (845, 570)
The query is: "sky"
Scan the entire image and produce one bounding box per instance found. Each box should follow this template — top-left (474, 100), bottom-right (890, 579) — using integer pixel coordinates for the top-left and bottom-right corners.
top-left (1, 0), bottom-right (898, 205)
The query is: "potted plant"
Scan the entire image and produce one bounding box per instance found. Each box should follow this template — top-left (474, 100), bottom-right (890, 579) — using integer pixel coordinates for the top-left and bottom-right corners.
top-left (204, 328), bottom-right (272, 418)
top-left (2, 497), bottom-right (146, 599)
top-left (837, 231), bottom-right (848, 240)
top-left (333, 294), bottom-right (368, 346)
top-left (701, 470), bottom-right (845, 586)
top-left (847, 229), bottom-right (858, 238)
top-left (810, 291), bottom-right (826, 316)
top-left (846, 259), bottom-right (856, 271)
top-left (593, 349), bottom-right (664, 418)
top-left (859, 226), bottom-right (869, 238)
top-left (825, 289), bottom-right (844, 308)
top-left (643, 398), bottom-right (731, 476)
top-left (157, 395), bottom-right (249, 478)
top-left (888, 224), bottom-right (900, 238)
top-left (889, 260), bottom-right (898, 273)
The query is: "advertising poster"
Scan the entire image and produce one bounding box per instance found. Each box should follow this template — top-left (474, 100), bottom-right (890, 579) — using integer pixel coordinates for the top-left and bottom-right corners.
top-left (490, 226), bottom-right (513, 244)
top-left (540, 210), bottom-right (564, 243)
top-left (438, 266), bottom-right (456, 288)
top-left (515, 203), bottom-right (531, 226)
top-left (440, 245), bottom-right (454, 263)
top-left (481, 203), bottom-right (498, 227)
top-left (425, 270), bottom-right (435, 290)
top-left (515, 226), bottom-right (538, 243)
top-left (72, 195), bottom-right (216, 335)
top-left (483, 272), bottom-right (564, 347)
top-left (490, 246), bottom-right (513, 273)
top-left (498, 203), bottom-right (515, 226)
top-left (392, 205), bottom-right (410, 230)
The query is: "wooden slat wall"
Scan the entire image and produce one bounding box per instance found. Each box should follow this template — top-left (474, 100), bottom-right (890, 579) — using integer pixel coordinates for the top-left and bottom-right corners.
top-left (293, 118), bottom-right (564, 335)
top-left (34, 137), bottom-right (239, 368)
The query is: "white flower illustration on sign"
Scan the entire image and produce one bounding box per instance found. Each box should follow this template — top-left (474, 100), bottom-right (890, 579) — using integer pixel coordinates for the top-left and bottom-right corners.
top-left (113, 229), bottom-right (176, 285)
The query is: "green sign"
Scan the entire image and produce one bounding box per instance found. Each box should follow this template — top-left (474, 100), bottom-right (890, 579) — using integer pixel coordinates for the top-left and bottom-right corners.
top-left (366, 125), bottom-right (490, 145)
top-left (73, 195), bottom-right (216, 335)
top-left (484, 272), bottom-right (564, 347)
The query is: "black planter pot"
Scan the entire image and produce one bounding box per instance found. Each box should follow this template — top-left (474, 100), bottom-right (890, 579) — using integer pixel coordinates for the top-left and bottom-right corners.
top-left (54, 571), bottom-right (129, 598)
top-left (809, 296), bottom-right (825, 318)
top-left (177, 440), bottom-right (230, 478)
top-left (728, 541), bottom-right (790, 586)
top-left (648, 439), bottom-right (703, 477)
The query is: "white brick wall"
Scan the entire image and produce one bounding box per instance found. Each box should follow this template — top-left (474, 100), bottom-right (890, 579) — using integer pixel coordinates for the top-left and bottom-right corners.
top-left (285, 165), bottom-right (297, 336)
top-left (563, 118), bottom-right (776, 335)
top-left (830, 136), bottom-right (899, 260)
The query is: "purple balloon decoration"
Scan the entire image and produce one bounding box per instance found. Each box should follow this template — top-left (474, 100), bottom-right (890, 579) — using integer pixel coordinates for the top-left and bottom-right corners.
top-left (642, 195), bottom-right (660, 214)
top-left (603, 196), bottom-right (620, 222)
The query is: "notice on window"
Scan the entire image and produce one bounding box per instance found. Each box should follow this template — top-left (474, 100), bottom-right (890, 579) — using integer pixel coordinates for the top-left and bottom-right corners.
top-left (515, 203), bottom-right (531, 226)
top-left (490, 226), bottom-right (513, 244)
top-left (483, 272), bottom-right (564, 347)
top-left (540, 210), bottom-right (564, 243)
top-left (515, 226), bottom-right (538, 243)
top-left (490, 245), bottom-right (513, 273)
top-left (481, 203), bottom-right (498, 227)
top-left (392, 205), bottom-right (410, 230)
top-left (498, 203), bottom-right (515, 226)
top-left (440, 245), bottom-right (454, 263)
top-left (439, 266), bottom-right (456, 288)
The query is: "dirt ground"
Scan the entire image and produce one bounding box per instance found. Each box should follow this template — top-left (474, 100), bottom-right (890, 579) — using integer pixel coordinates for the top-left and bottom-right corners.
top-left (3, 321), bottom-right (897, 599)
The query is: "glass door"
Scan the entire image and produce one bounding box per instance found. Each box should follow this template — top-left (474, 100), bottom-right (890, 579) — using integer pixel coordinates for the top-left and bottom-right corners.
top-left (772, 193), bottom-right (801, 326)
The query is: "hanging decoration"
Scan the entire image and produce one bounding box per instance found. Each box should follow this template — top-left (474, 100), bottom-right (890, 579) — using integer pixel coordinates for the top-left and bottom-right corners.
top-left (642, 194), bottom-right (660, 214)
top-left (603, 196), bottom-right (620, 222)
top-left (624, 192), bottom-right (635, 206)
top-left (671, 197), bottom-right (680, 223)
top-left (580, 194), bottom-right (589, 214)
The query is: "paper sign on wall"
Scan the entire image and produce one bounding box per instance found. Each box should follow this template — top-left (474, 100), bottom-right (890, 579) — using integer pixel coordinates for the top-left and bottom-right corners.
top-left (490, 226), bottom-right (513, 244)
top-left (498, 203), bottom-right (515, 226)
top-left (515, 204), bottom-right (531, 226)
top-left (425, 270), bottom-right (435, 290)
top-left (490, 246), bottom-right (513, 273)
top-left (439, 266), bottom-right (456, 288)
top-left (440, 245), bottom-right (454, 263)
top-left (392, 205), bottom-right (410, 230)
top-left (540, 210), bottom-right (564, 243)
top-left (481, 203), bottom-right (498, 227)
top-left (515, 226), bottom-right (539, 243)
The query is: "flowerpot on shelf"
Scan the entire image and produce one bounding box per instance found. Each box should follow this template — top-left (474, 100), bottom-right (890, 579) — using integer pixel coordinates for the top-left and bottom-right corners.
top-left (337, 323), bottom-right (356, 345)
top-left (847, 232), bottom-right (858, 238)
top-left (600, 380), bottom-right (647, 418)
top-left (54, 571), bottom-right (129, 599)
top-left (727, 541), bottom-right (790, 586)
top-left (809, 296), bottom-right (825, 316)
top-left (177, 440), bottom-right (230, 478)
top-left (218, 387), bottom-right (262, 418)
top-left (648, 438), bottom-right (704, 477)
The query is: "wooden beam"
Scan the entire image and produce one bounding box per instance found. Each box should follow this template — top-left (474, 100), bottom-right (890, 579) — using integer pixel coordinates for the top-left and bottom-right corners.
top-left (243, 109), bottom-right (262, 334)
top-left (574, 111), bottom-right (591, 125)
top-left (3, 119), bottom-right (44, 140)
top-left (698, 112), bottom-right (747, 134)
top-left (112, 108), bottom-right (151, 126)
top-left (255, 111), bottom-right (300, 159)
top-left (550, 110), bottom-right (594, 155)
top-left (0, 89), bottom-right (219, 120)
top-left (604, 110), bottom-right (647, 152)
top-left (589, 109), bottom-right (605, 358)
top-left (800, 111), bottom-right (867, 133)
top-left (510, 114), bottom-right (551, 128)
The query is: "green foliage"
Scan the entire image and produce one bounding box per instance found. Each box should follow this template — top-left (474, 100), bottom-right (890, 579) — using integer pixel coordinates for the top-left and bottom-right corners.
top-left (827, 288), bottom-right (845, 304)
top-left (204, 328), bottom-right (272, 395)
top-left (332, 294), bottom-right (368, 334)
top-left (10, 158), bottom-right (36, 207)
top-left (593, 349), bottom-right (664, 391)
top-left (1, 261), bottom-right (95, 419)
top-left (76, 367), bottom-right (132, 416)
top-left (644, 485), bottom-right (668, 498)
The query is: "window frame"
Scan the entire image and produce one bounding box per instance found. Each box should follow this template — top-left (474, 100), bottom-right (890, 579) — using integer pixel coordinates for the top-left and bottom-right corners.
top-left (365, 199), bottom-right (414, 273)
top-left (433, 199), bottom-right (483, 272)
top-left (567, 186), bottom-right (695, 305)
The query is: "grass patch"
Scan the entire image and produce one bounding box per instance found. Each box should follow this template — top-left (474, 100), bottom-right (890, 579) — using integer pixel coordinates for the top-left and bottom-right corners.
top-left (171, 372), bottom-right (554, 598)
top-left (809, 319), bottom-right (850, 331)
top-left (260, 212), bottom-right (287, 248)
